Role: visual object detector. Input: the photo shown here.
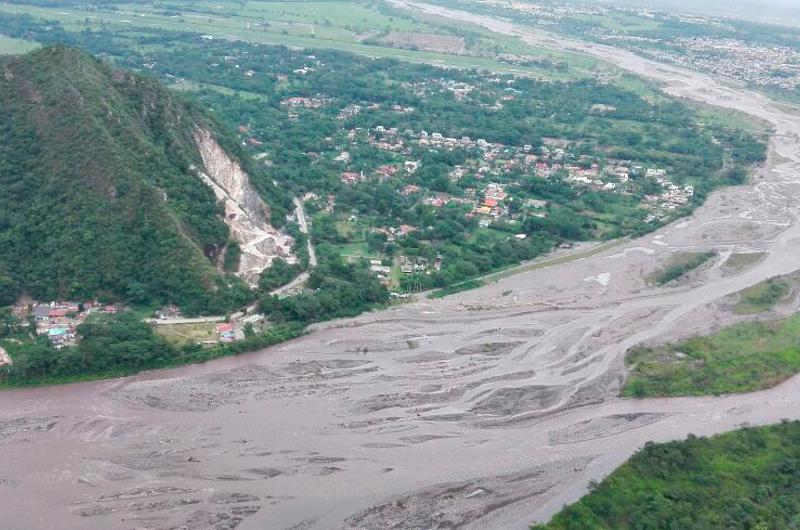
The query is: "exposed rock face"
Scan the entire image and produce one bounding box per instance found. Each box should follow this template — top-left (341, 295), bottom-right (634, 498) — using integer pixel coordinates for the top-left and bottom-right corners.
top-left (194, 128), bottom-right (295, 286)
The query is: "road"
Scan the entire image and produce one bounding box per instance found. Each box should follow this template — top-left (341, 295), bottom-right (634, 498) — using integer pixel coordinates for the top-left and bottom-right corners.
top-left (294, 196), bottom-right (317, 268)
top-left (146, 315), bottom-right (226, 325)
top-left (3, 15), bottom-right (800, 530)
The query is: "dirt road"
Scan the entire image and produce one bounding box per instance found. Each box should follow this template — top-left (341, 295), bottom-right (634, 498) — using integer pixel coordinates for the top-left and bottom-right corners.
top-left (3, 13), bottom-right (800, 530)
top-left (293, 196), bottom-right (317, 268)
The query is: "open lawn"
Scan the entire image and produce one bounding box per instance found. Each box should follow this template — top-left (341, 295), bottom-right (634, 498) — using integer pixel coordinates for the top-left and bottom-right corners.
top-left (336, 241), bottom-right (379, 260)
top-left (623, 313), bottom-right (800, 397)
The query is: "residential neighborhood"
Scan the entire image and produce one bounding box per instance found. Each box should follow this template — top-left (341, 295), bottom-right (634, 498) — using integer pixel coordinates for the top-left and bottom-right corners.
top-left (16, 301), bottom-right (122, 348)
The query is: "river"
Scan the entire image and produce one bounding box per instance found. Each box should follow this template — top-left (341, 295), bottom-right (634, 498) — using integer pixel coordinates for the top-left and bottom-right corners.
top-left (3, 8), bottom-right (800, 529)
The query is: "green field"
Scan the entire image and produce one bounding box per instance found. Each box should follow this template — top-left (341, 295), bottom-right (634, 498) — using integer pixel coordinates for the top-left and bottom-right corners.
top-left (0, 1), bottom-right (602, 80)
top-left (154, 322), bottom-right (220, 347)
top-left (533, 421), bottom-right (800, 530)
top-left (624, 313), bottom-right (800, 397)
top-left (734, 276), bottom-right (793, 315)
top-left (647, 251), bottom-right (716, 286)
top-left (0, 33), bottom-right (38, 54)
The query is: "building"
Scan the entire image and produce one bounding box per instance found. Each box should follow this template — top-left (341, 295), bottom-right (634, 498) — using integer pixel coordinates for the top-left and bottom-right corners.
top-left (0, 346), bottom-right (11, 367)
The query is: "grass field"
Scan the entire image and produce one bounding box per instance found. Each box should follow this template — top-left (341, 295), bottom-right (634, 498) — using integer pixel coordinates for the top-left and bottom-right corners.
top-left (0, 33), bottom-right (38, 54)
top-left (571, 11), bottom-right (663, 34)
top-left (169, 79), bottom-right (268, 100)
top-left (154, 322), bottom-right (219, 346)
top-left (623, 313), bottom-right (800, 397)
top-left (533, 421), bottom-right (800, 530)
top-left (336, 241), bottom-right (379, 260)
top-left (690, 100), bottom-right (774, 138)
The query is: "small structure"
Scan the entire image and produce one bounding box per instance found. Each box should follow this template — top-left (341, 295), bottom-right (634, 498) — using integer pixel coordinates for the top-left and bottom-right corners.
top-left (0, 346), bottom-right (11, 367)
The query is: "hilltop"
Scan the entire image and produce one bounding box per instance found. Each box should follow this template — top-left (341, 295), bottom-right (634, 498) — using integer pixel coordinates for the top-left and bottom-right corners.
top-left (0, 46), bottom-right (293, 313)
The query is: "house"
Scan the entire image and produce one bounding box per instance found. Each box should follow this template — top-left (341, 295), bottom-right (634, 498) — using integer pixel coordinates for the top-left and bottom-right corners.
top-left (404, 160), bottom-right (420, 173)
top-left (217, 323), bottom-right (235, 334)
top-left (376, 165), bottom-right (398, 178)
top-left (398, 225), bottom-right (417, 236)
top-left (400, 184), bottom-right (420, 196)
top-left (341, 171), bottom-right (362, 184)
top-left (33, 306), bottom-right (51, 321)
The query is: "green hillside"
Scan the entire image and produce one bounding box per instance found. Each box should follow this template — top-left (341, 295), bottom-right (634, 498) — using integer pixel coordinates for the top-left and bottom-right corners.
top-left (0, 46), bottom-right (272, 313)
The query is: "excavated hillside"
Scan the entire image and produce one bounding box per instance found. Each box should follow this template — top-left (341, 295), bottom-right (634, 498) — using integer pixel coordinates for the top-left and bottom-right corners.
top-left (195, 128), bottom-right (296, 286)
top-left (0, 46), bottom-right (292, 311)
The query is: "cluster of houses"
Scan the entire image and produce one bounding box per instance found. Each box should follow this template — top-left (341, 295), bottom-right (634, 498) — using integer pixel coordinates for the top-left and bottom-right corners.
top-left (400, 256), bottom-right (443, 275)
top-left (216, 314), bottom-right (265, 344)
top-left (282, 96), bottom-right (331, 118)
top-left (17, 301), bottom-right (121, 348)
top-left (666, 37), bottom-right (800, 90)
top-left (324, 119), bottom-right (699, 244)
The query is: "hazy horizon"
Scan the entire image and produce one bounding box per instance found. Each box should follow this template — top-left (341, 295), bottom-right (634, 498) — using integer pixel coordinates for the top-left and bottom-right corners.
top-left (594, 0), bottom-right (800, 24)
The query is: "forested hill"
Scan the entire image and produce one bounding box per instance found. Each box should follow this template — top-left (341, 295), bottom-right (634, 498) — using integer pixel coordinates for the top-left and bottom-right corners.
top-left (0, 46), bottom-right (286, 314)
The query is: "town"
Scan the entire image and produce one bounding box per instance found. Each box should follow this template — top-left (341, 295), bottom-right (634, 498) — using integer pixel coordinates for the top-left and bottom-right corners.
top-left (6, 301), bottom-right (264, 351)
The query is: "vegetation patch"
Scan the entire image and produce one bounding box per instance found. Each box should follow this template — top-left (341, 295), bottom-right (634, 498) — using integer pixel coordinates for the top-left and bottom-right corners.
top-left (647, 251), bottom-right (716, 286)
top-left (0, 33), bottom-right (37, 54)
top-left (377, 31), bottom-right (466, 54)
top-left (154, 322), bottom-right (221, 347)
top-left (734, 276), bottom-right (793, 315)
top-left (532, 421), bottom-right (800, 530)
top-left (0, 313), bottom-right (303, 387)
top-left (429, 279), bottom-right (485, 298)
top-left (623, 313), bottom-right (800, 397)
top-left (721, 252), bottom-right (765, 274)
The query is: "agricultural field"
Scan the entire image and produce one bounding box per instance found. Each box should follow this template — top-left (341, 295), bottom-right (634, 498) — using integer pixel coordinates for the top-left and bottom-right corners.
top-left (0, 0), bottom-right (602, 80)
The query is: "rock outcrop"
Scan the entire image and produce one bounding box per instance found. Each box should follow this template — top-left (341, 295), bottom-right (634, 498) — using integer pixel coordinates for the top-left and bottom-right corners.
top-left (194, 128), bottom-right (295, 286)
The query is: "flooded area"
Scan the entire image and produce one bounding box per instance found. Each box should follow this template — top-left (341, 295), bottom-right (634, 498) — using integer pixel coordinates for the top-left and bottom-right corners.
top-left (4, 8), bottom-right (800, 530)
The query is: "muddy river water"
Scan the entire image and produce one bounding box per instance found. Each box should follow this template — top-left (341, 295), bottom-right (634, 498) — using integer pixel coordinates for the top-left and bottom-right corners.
top-left (4, 8), bottom-right (800, 530)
